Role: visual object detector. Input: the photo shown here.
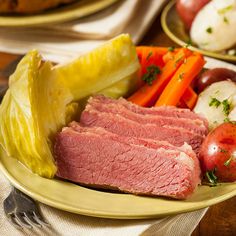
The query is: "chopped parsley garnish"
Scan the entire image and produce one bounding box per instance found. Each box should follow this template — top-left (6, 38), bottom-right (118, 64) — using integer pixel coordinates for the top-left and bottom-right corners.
top-left (223, 16), bottom-right (229, 24)
top-left (146, 51), bottom-right (153, 61)
top-left (218, 5), bottom-right (233, 14)
top-left (185, 39), bottom-right (193, 48)
top-left (224, 156), bottom-right (233, 167)
top-left (222, 99), bottom-right (231, 116)
top-left (168, 46), bottom-right (175, 52)
top-left (174, 56), bottom-right (183, 67)
top-left (178, 73), bottom-right (185, 81)
top-left (206, 27), bottom-right (213, 34)
top-left (219, 148), bottom-right (228, 153)
top-left (209, 97), bottom-right (221, 108)
top-left (206, 168), bottom-right (218, 186)
top-left (224, 117), bottom-right (231, 123)
top-left (142, 65), bottom-right (161, 85)
top-left (209, 98), bottom-right (231, 116)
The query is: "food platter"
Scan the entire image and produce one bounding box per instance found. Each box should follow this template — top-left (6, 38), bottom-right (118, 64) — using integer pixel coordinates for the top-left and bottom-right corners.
top-left (161, 0), bottom-right (236, 63)
top-left (0, 0), bottom-right (119, 27)
top-left (1, 141), bottom-right (236, 219)
top-left (0, 38), bottom-right (236, 219)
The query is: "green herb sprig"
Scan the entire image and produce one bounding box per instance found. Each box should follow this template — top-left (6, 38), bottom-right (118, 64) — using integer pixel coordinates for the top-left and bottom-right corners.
top-left (222, 99), bottom-right (231, 116)
top-left (205, 168), bottom-right (218, 186)
top-left (142, 65), bottom-right (161, 85)
top-left (206, 27), bottom-right (213, 34)
top-left (209, 97), bottom-right (221, 108)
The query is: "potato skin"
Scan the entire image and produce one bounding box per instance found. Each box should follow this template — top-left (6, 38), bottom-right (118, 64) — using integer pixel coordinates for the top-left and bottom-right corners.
top-left (199, 122), bottom-right (236, 182)
top-left (176, 0), bottom-right (210, 30)
top-left (195, 68), bottom-right (236, 93)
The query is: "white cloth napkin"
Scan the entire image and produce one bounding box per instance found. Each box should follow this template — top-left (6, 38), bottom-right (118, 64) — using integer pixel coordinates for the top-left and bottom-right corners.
top-left (0, 170), bottom-right (207, 236)
top-left (0, 0), bottom-right (166, 63)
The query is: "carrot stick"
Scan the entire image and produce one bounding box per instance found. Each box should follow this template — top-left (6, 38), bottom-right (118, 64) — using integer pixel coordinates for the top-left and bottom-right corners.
top-left (155, 53), bottom-right (205, 107)
top-left (163, 51), bottom-right (175, 64)
top-left (181, 87), bottom-right (198, 109)
top-left (136, 46), bottom-right (169, 57)
top-left (127, 48), bottom-right (192, 106)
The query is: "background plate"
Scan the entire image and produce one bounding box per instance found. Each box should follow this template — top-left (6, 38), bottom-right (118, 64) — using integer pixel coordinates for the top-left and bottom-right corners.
top-left (0, 146), bottom-right (236, 219)
top-left (161, 0), bottom-right (236, 62)
top-left (0, 0), bottom-right (119, 27)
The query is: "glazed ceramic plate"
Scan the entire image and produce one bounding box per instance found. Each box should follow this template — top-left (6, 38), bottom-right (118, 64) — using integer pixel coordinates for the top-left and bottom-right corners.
top-left (1, 137), bottom-right (236, 219)
top-left (0, 58), bottom-right (236, 220)
top-left (0, 0), bottom-right (119, 27)
top-left (161, 0), bottom-right (236, 62)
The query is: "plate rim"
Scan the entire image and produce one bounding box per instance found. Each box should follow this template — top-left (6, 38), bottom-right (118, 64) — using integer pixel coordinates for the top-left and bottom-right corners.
top-left (161, 0), bottom-right (236, 62)
top-left (0, 0), bottom-right (119, 27)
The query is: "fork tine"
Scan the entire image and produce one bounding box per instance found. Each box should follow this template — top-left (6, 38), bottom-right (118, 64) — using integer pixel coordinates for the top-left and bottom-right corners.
top-left (23, 212), bottom-right (42, 228)
top-left (9, 215), bottom-right (22, 229)
top-left (33, 211), bottom-right (50, 226)
top-left (15, 213), bottom-right (32, 229)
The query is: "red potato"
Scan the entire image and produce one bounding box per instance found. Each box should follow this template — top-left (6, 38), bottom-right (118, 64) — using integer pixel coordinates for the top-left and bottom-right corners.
top-left (199, 122), bottom-right (236, 182)
top-left (195, 68), bottom-right (236, 93)
top-left (176, 0), bottom-right (210, 30)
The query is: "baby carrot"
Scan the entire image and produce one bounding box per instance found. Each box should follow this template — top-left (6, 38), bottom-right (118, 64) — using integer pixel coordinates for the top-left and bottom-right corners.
top-left (155, 53), bottom-right (205, 107)
top-left (181, 87), bottom-right (198, 109)
top-left (127, 48), bottom-right (192, 106)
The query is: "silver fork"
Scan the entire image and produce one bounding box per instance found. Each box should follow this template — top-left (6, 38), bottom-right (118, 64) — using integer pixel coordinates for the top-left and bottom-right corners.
top-left (3, 187), bottom-right (50, 229)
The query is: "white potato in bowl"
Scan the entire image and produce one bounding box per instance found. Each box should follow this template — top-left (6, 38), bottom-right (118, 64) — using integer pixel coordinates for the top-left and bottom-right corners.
top-left (190, 0), bottom-right (236, 51)
top-left (194, 80), bottom-right (236, 129)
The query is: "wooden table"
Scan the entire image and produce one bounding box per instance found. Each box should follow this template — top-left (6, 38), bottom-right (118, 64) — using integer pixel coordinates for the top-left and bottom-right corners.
top-left (0, 10), bottom-right (235, 236)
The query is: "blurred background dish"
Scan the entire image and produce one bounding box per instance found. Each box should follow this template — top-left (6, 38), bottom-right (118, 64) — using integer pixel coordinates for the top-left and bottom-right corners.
top-left (161, 0), bottom-right (236, 62)
top-left (0, 0), bottom-right (119, 27)
top-left (0, 0), bottom-right (76, 14)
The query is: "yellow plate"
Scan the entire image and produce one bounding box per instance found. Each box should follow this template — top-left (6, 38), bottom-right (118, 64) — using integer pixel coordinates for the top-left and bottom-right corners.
top-left (161, 0), bottom-right (236, 62)
top-left (0, 0), bottom-right (119, 27)
top-left (0, 146), bottom-right (236, 219)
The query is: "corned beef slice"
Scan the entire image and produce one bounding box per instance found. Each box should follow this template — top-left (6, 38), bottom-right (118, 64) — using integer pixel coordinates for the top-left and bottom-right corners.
top-left (86, 95), bottom-right (207, 136)
top-left (91, 95), bottom-right (208, 130)
top-left (69, 122), bottom-right (201, 188)
top-left (87, 96), bottom-right (207, 136)
top-left (80, 109), bottom-right (203, 153)
top-left (55, 126), bottom-right (201, 199)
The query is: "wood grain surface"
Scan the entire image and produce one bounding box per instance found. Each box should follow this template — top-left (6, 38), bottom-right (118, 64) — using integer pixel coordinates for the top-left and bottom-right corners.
top-left (0, 6), bottom-right (235, 236)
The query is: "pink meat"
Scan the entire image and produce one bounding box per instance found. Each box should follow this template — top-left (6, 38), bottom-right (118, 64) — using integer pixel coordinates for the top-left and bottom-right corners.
top-left (80, 108), bottom-right (204, 153)
top-left (54, 127), bottom-right (201, 199)
top-left (91, 95), bottom-right (208, 129)
top-left (69, 122), bottom-right (201, 186)
top-left (87, 96), bottom-right (207, 136)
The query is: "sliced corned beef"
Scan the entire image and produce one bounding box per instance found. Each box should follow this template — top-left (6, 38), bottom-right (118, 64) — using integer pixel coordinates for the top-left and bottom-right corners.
top-left (91, 94), bottom-right (208, 129)
top-left (69, 122), bottom-right (201, 185)
top-left (87, 96), bottom-right (207, 136)
top-left (80, 109), bottom-right (203, 153)
top-left (54, 126), bottom-right (201, 199)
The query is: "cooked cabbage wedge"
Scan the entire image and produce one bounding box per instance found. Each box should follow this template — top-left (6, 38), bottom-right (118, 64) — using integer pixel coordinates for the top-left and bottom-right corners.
top-left (99, 72), bottom-right (138, 99)
top-left (0, 34), bottom-right (139, 178)
top-left (55, 34), bottom-right (139, 100)
top-left (0, 51), bottom-right (74, 177)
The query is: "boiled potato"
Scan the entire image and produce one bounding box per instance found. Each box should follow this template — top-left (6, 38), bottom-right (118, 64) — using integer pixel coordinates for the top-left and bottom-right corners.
top-left (199, 122), bottom-right (236, 182)
top-left (190, 0), bottom-right (236, 51)
top-left (194, 80), bottom-right (236, 129)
